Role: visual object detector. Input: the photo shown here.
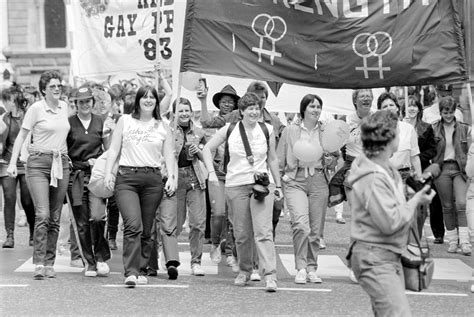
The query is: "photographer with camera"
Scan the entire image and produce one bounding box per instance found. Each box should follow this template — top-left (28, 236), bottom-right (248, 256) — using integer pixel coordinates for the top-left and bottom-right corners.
top-left (202, 92), bottom-right (282, 292)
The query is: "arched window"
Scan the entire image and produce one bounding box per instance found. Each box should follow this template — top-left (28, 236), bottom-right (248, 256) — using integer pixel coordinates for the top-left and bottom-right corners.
top-left (44, 0), bottom-right (66, 48)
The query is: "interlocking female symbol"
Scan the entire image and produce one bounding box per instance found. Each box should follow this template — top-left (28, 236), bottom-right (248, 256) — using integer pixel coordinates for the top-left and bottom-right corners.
top-left (251, 14), bottom-right (287, 66)
top-left (352, 32), bottom-right (393, 79)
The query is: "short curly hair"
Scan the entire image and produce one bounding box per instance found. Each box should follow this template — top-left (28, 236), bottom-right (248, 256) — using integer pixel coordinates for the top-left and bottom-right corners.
top-left (361, 110), bottom-right (399, 158)
top-left (38, 70), bottom-right (62, 97)
top-left (238, 92), bottom-right (262, 112)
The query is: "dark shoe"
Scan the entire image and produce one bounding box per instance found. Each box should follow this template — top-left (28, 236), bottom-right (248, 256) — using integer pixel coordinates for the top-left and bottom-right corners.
top-left (167, 266), bottom-right (178, 280)
top-left (146, 267), bottom-right (158, 276)
top-left (28, 237), bottom-right (34, 247)
top-left (108, 239), bottom-right (117, 250)
top-left (433, 237), bottom-right (444, 244)
top-left (33, 265), bottom-right (45, 280)
top-left (45, 266), bottom-right (56, 278)
top-left (2, 236), bottom-right (14, 248)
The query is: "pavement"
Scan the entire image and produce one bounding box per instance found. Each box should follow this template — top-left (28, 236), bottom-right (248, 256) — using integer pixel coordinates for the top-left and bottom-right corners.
top-left (0, 207), bottom-right (473, 316)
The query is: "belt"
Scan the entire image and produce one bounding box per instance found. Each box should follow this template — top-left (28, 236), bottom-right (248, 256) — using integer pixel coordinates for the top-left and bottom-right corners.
top-left (443, 159), bottom-right (457, 164)
top-left (119, 166), bottom-right (161, 173)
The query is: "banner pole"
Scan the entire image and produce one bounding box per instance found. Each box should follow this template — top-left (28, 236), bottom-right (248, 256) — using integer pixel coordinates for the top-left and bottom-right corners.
top-left (467, 82), bottom-right (474, 138)
top-left (404, 86), bottom-right (409, 118)
top-left (155, 1), bottom-right (161, 93)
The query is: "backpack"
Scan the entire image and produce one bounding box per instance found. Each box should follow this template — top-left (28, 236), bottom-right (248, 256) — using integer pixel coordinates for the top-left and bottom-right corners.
top-left (218, 121), bottom-right (269, 174)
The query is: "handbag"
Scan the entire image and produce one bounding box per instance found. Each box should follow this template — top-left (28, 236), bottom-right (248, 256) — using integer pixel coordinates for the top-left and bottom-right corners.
top-left (88, 151), bottom-right (119, 198)
top-left (401, 224), bottom-right (435, 292)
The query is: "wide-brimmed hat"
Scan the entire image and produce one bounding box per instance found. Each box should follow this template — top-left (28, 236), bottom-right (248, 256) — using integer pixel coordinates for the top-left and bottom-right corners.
top-left (212, 85), bottom-right (240, 109)
top-left (73, 87), bottom-right (94, 101)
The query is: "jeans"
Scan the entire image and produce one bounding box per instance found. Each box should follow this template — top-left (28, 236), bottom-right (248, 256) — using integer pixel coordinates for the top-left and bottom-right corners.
top-left (464, 182), bottom-right (474, 242)
top-left (67, 175), bottom-right (110, 268)
top-left (209, 180), bottom-right (226, 245)
top-left (434, 161), bottom-right (468, 229)
top-left (283, 169), bottom-right (328, 271)
top-left (106, 196), bottom-right (120, 240)
top-left (1, 174), bottom-right (35, 238)
top-left (176, 166), bottom-right (206, 266)
top-left (226, 184), bottom-right (277, 278)
top-left (350, 242), bottom-right (411, 317)
top-left (429, 185), bottom-right (445, 239)
top-left (114, 167), bottom-right (164, 277)
top-left (26, 153), bottom-right (70, 266)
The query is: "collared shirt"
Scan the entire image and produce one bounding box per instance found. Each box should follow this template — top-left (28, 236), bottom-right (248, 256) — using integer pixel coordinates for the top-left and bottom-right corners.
top-left (389, 121), bottom-right (420, 170)
top-left (22, 100), bottom-right (70, 154)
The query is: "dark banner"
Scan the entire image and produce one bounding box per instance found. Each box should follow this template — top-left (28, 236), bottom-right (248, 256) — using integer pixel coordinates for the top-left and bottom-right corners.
top-left (180, 0), bottom-right (468, 89)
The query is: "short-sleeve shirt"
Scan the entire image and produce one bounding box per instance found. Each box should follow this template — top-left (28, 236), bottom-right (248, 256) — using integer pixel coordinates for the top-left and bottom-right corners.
top-left (119, 114), bottom-right (167, 167)
top-left (345, 112), bottom-right (365, 158)
top-left (215, 122), bottom-right (273, 187)
top-left (22, 100), bottom-right (70, 153)
top-left (389, 121), bottom-right (420, 169)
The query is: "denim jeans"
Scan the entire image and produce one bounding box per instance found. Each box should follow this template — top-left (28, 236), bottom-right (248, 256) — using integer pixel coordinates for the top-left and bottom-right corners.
top-left (176, 166), bottom-right (206, 266)
top-left (67, 175), bottom-right (110, 268)
top-left (464, 182), bottom-right (474, 242)
top-left (283, 169), bottom-right (328, 271)
top-left (434, 161), bottom-right (468, 229)
top-left (209, 180), bottom-right (226, 245)
top-left (114, 167), bottom-right (164, 277)
top-left (26, 153), bottom-right (70, 266)
top-left (1, 174), bottom-right (35, 238)
top-left (106, 196), bottom-right (120, 240)
top-left (226, 184), bottom-right (277, 278)
top-left (155, 193), bottom-right (180, 267)
top-left (350, 242), bottom-right (411, 317)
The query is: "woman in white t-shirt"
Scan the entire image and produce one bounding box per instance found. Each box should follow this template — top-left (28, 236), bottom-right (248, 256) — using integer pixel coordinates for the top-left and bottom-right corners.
top-left (103, 86), bottom-right (176, 287)
top-left (7, 71), bottom-right (71, 280)
top-left (202, 92), bottom-right (282, 292)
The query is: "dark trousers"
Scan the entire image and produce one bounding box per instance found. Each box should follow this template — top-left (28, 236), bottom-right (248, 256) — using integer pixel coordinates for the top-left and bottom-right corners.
top-left (106, 196), bottom-right (120, 240)
top-left (1, 174), bottom-right (35, 238)
top-left (429, 184), bottom-right (445, 239)
top-left (114, 167), bottom-right (163, 277)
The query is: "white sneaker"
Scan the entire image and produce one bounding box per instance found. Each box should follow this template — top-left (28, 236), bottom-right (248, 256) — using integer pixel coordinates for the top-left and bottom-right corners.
top-left (137, 275), bottom-right (148, 285)
top-left (97, 262), bottom-right (110, 276)
top-left (17, 214), bottom-right (27, 227)
top-left (210, 245), bottom-right (222, 264)
top-left (226, 256), bottom-right (240, 273)
top-left (191, 264), bottom-right (205, 276)
top-left (294, 269), bottom-right (307, 284)
top-left (84, 266), bottom-right (97, 277)
top-left (307, 271), bottom-right (322, 283)
top-left (319, 238), bottom-right (327, 250)
top-left (158, 249), bottom-right (166, 271)
top-left (250, 269), bottom-right (261, 281)
top-left (124, 275), bottom-right (137, 287)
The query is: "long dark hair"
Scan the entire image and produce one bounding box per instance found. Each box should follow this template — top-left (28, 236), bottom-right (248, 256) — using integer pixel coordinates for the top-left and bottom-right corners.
top-left (131, 86), bottom-right (161, 120)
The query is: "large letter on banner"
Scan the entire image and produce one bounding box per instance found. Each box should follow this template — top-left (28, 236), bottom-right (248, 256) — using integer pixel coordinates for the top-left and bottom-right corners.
top-left (180, 0), bottom-right (468, 89)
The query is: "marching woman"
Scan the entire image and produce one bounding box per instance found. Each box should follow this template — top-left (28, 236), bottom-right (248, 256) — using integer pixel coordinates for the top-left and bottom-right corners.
top-left (0, 84), bottom-right (35, 248)
top-left (7, 71), bottom-right (70, 279)
top-left (202, 92), bottom-right (282, 292)
top-left (276, 94), bottom-right (328, 284)
top-left (104, 85), bottom-right (176, 287)
top-left (66, 87), bottom-right (111, 277)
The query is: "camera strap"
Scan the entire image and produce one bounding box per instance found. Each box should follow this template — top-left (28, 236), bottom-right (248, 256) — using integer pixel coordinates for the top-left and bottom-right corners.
top-left (238, 122), bottom-right (255, 166)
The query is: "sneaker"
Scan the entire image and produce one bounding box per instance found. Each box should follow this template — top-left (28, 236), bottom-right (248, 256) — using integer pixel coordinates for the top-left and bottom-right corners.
top-left (33, 265), bottom-right (45, 280)
top-left (146, 267), bottom-right (158, 276)
top-left (97, 262), bottom-right (110, 276)
top-left (250, 269), bottom-right (261, 281)
top-left (460, 243), bottom-right (472, 256)
top-left (294, 269), bottom-right (307, 284)
top-left (349, 269), bottom-right (358, 284)
top-left (85, 268), bottom-right (97, 277)
top-left (70, 259), bottom-right (84, 268)
top-left (44, 266), bottom-right (56, 278)
top-left (158, 250), bottom-right (166, 271)
top-left (226, 256), bottom-right (240, 273)
top-left (137, 275), bottom-right (148, 285)
top-left (319, 238), bottom-right (327, 250)
top-left (17, 214), bottom-right (27, 227)
top-left (433, 237), bottom-right (444, 244)
top-left (2, 236), bottom-right (14, 248)
top-left (265, 277), bottom-right (278, 292)
top-left (447, 243), bottom-right (458, 253)
top-left (234, 272), bottom-right (249, 286)
top-left (167, 265), bottom-right (178, 280)
top-left (307, 271), bottom-right (322, 283)
top-left (191, 264), bottom-right (205, 276)
top-left (108, 239), bottom-right (117, 251)
top-left (336, 216), bottom-right (346, 224)
top-left (210, 244), bottom-right (222, 264)
top-left (124, 275), bottom-right (137, 288)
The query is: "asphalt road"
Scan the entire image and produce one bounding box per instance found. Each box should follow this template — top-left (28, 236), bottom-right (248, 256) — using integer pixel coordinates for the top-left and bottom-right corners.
top-left (1, 208), bottom-right (473, 316)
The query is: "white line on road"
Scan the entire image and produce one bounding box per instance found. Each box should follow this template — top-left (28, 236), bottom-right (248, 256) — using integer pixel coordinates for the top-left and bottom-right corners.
top-left (245, 287), bottom-right (332, 292)
top-left (0, 284), bottom-right (29, 287)
top-left (102, 284), bottom-right (189, 288)
top-left (406, 291), bottom-right (468, 297)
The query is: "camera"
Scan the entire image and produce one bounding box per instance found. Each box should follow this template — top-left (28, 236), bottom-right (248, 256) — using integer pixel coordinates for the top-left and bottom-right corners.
top-left (253, 172), bottom-right (270, 201)
top-left (405, 163), bottom-right (441, 194)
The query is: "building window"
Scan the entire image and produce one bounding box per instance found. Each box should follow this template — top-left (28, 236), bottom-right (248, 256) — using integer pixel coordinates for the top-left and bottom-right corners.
top-left (44, 0), bottom-right (66, 48)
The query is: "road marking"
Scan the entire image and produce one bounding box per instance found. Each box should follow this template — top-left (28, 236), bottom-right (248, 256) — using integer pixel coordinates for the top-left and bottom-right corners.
top-left (102, 284), bottom-right (189, 288)
top-left (406, 291), bottom-right (468, 297)
top-left (279, 254), bottom-right (350, 278)
top-left (245, 287), bottom-right (332, 292)
top-left (0, 284), bottom-right (29, 288)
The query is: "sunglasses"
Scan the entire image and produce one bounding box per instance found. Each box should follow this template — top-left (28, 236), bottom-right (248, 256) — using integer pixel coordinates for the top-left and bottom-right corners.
top-left (48, 84), bottom-right (63, 90)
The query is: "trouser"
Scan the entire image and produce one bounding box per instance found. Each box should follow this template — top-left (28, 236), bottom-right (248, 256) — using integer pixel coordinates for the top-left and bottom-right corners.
top-left (464, 182), bottom-right (474, 242)
top-left (26, 153), bottom-right (69, 266)
top-left (350, 242), bottom-right (411, 317)
top-left (429, 183), bottom-right (445, 239)
top-left (176, 166), bottom-right (206, 266)
top-left (283, 169), bottom-right (327, 271)
top-left (114, 167), bottom-right (163, 277)
top-left (67, 177), bottom-right (111, 268)
top-left (106, 196), bottom-right (119, 240)
top-left (1, 174), bottom-right (35, 238)
top-left (226, 184), bottom-right (277, 278)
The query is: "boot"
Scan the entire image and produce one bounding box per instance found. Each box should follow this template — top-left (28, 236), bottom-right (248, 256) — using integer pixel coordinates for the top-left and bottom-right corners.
top-left (445, 229), bottom-right (458, 253)
top-left (458, 227), bottom-right (472, 256)
top-left (2, 230), bottom-right (14, 248)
